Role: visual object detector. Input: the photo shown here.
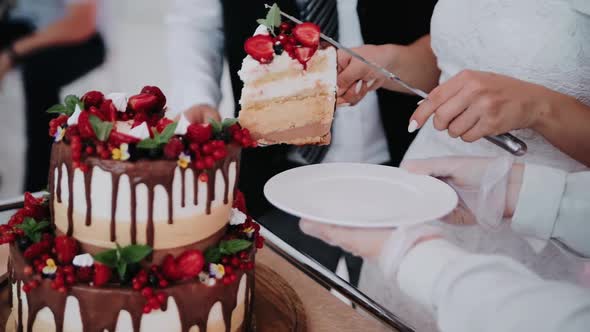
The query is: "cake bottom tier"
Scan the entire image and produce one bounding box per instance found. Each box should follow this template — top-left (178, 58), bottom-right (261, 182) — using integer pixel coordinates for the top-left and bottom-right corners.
top-left (7, 246), bottom-right (253, 332)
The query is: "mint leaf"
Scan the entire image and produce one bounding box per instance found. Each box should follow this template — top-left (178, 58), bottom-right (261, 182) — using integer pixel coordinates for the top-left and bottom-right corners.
top-left (137, 138), bottom-right (160, 149)
top-left (64, 95), bottom-right (84, 116)
top-left (89, 115), bottom-right (113, 142)
top-left (116, 261), bottom-right (127, 281)
top-left (16, 218), bottom-right (50, 243)
top-left (157, 122), bottom-right (178, 143)
top-left (209, 118), bottom-right (223, 135)
top-left (93, 249), bottom-right (118, 268)
top-left (120, 245), bottom-right (152, 264)
top-left (219, 239), bottom-right (252, 255)
top-left (256, 18), bottom-right (267, 26)
top-left (46, 104), bottom-right (70, 116)
top-left (222, 118), bottom-right (238, 129)
top-left (205, 247), bottom-right (222, 264)
top-left (267, 3), bottom-right (281, 29)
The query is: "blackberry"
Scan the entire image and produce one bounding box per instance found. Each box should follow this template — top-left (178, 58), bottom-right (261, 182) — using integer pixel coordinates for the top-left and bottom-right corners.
top-left (17, 237), bottom-right (32, 251)
top-left (120, 263), bottom-right (141, 285)
top-left (148, 272), bottom-right (159, 288)
top-left (273, 43), bottom-right (284, 55)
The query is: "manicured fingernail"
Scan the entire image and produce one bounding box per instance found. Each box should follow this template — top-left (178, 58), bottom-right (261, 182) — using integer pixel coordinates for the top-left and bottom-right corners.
top-left (366, 79), bottom-right (376, 89)
top-left (355, 80), bottom-right (363, 94)
top-left (339, 103), bottom-right (351, 107)
top-left (408, 120), bottom-right (419, 133)
top-left (417, 99), bottom-right (425, 105)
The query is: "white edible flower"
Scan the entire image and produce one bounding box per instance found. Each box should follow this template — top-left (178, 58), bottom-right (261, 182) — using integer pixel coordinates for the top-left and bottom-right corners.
top-left (67, 104), bottom-right (82, 126)
top-left (243, 225), bottom-right (255, 238)
top-left (229, 208), bottom-right (247, 226)
top-left (174, 113), bottom-right (190, 135)
top-left (128, 122), bottom-right (151, 140)
top-left (54, 126), bottom-right (66, 142)
top-left (198, 271), bottom-right (209, 283)
top-left (254, 24), bottom-right (269, 36)
top-left (73, 253), bottom-right (94, 267)
top-left (177, 152), bottom-right (191, 169)
top-left (106, 92), bottom-right (128, 112)
top-left (209, 263), bottom-right (225, 279)
top-left (207, 278), bottom-right (217, 287)
top-left (42, 258), bottom-right (58, 276)
top-left (112, 143), bottom-right (130, 161)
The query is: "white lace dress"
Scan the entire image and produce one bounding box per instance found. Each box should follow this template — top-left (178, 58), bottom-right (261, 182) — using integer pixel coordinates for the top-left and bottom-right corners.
top-left (359, 1), bottom-right (590, 330)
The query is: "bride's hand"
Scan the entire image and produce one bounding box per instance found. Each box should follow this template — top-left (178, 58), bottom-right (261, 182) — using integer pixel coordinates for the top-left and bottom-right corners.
top-left (408, 70), bottom-right (547, 140)
top-left (336, 44), bottom-right (401, 106)
top-left (401, 157), bottom-right (524, 227)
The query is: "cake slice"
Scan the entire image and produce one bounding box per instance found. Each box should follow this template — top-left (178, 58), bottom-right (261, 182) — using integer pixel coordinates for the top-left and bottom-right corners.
top-left (238, 6), bottom-right (337, 146)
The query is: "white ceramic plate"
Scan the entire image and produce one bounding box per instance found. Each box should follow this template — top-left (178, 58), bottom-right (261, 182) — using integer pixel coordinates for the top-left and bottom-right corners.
top-left (264, 163), bottom-right (458, 228)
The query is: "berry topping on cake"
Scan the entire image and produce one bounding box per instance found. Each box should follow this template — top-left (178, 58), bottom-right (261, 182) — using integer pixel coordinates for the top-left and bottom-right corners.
top-left (176, 250), bottom-right (205, 279)
top-left (93, 263), bottom-right (112, 287)
top-left (294, 46), bottom-right (317, 68)
top-left (292, 22), bottom-right (321, 47)
top-left (244, 35), bottom-right (275, 64)
top-left (54, 235), bottom-right (79, 265)
top-left (81, 91), bottom-right (104, 108)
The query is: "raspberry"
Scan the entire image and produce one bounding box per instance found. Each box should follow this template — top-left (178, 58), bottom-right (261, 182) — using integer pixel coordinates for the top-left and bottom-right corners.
top-left (186, 123), bottom-right (212, 144)
top-left (163, 137), bottom-right (184, 160)
top-left (81, 91), bottom-right (105, 108)
top-left (76, 266), bottom-right (93, 283)
top-left (176, 250), bottom-right (205, 280)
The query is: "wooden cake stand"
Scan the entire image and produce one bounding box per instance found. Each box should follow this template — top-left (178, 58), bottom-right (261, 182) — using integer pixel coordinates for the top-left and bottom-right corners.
top-left (0, 245), bottom-right (306, 332)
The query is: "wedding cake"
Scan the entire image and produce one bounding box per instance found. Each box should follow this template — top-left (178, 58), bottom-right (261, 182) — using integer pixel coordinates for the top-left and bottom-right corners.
top-left (0, 86), bottom-right (263, 332)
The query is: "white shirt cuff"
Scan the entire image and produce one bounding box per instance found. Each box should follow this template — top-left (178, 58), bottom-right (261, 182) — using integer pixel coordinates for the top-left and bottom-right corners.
top-left (397, 239), bottom-right (466, 313)
top-left (511, 164), bottom-right (567, 245)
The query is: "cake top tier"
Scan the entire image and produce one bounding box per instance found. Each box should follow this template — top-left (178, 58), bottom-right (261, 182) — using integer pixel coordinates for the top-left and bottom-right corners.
top-left (47, 86), bottom-right (255, 172)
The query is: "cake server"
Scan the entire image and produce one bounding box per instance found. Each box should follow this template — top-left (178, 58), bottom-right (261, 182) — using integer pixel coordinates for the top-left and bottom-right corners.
top-left (265, 4), bottom-right (527, 156)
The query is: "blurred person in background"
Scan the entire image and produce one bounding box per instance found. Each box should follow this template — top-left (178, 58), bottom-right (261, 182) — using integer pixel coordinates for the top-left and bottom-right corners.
top-left (0, 0), bottom-right (106, 192)
top-left (167, 0), bottom-right (436, 287)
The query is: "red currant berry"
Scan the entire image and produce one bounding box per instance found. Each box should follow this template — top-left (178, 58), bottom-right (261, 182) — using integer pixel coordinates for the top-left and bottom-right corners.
top-left (199, 173), bottom-right (209, 182)
top-left (229, 274), bottom-right (237, 282)
top-left (156, 292), bottom-right (167, 304)
top-left (204, 156), bottom-right (215, 169)
top-left (148, 298), bottom-right (161, 310)
top-left (141, 287), bottom-right (154, 298)
top-left (143, 305), bottom-right (152, 314)
top-left (159, 279), bottom-right (169, 288)
top-left (202, 143), bottom-right (214, 155)
top-left (66, 274), bottom-right (76, 285)
top-left (224, 266), bottom-right (233, 275)
top-left (213, 149), bottom-right (227, 160)
top-left (231, 257), bottom-right (240, 267)
top-left (24, 266), bottom-right (33, 276)
top-left (85, 146), bottom-right (94, 154)
top-left (23, 284), bottom-right (31, 293)
top-left (58, 286), bottom-right (67, 293)
top-left (133, 282), bottom-right (142, 291)
top-left (195, 160), bottom-right (205, 170)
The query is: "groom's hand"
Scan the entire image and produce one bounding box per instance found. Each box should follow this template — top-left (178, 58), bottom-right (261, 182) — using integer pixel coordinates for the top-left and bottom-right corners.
top-left (180, 104), bottom-right (221, 123)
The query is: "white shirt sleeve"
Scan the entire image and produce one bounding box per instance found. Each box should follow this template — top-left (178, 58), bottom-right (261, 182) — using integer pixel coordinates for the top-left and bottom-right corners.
top-left (511, 164), bottom-right (590, 257)
top-left (397, 239), bottom-right (590, 332)
top-left (166, 0), bottom-right (224, 116)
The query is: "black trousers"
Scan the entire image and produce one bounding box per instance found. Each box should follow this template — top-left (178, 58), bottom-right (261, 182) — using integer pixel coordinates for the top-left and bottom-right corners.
top-left (1, 20), bottom-right (106, 192)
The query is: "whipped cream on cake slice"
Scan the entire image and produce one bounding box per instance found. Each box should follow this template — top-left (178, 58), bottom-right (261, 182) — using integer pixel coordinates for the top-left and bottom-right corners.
top-left (238, 7), bottom-right (337, 146)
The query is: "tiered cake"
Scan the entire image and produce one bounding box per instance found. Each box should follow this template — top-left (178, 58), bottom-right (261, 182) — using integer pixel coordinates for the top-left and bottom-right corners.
top-left (238, 4), bottom-right (337, 146)
top-left (0, 86), bottom-right (263, 332)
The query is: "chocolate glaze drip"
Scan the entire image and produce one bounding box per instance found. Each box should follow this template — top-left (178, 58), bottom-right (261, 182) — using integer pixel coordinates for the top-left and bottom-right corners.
top-left (193, 169), bottom-right (199, 207)
top-left (49, 143), bottom-right (241, 249)
top-left (110, 174), bottom-right (121, 242)
top-left (66, 163), bottom-right (74, 237)
top-left (180, 168), bottom-right (186, 208)
top-left (83, 167), bottom-right (93, 226)
top-left (10, 244), bottom-right (253, 332)
top-left (16, 280), bottom-right (22, 332)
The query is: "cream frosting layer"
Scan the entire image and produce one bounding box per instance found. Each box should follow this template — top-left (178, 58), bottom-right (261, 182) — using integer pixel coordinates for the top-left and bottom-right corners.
top-left (9, 275), bottom-right (248, 332)
top-left (51, 162), bottom-right (237, 249)
top-left (238, 48), bottom-right (337, 104)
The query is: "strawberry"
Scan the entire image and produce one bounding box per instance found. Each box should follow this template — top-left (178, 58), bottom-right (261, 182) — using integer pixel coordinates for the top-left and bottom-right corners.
top-left (76, 266), bottom-right (94, 283)
top-left (77, 111), bottom-right (96, 139)
top-left (23, 240), bottom-right (52, 260)
top-left (81, 91), bottom-right (104, 108)
top-left (93, 263), bottom-right (112, 287)
top-left (141, 86), bottom-right (167, 110)
top-left (54, 236), bottom-right (79, 264)
top-left (176, 250), bottom-right (205, 279)
top-left (292, 22), bottom-right (321, 47)
top-left (132, 112), bottom-right (149, 128)
top-left (88, 106), bottom-right (106, 121)
top-left (161, 254), bottom-right (182, 281)
top-left (233, 190), bottom-right (248, 214)
top-left (294, 46), bottom-right (316, 69)
top-left (22, 192), bottom-right (47, 220)
top-left (155, 117), bottom-right (174, 133)
top-left (128, 93), bottom-right (159, 113)
top-left (186, 123), bottom-right (212, 144)
top-left (163, 137), bottom-right (184, 160)
top-left (100, 99), bottom-right (118, 122)
top-left (244, 35), bottom-right (275, 64)
top-left (24, 192), bottom-right (44, 208)
top-left (7, 209), bottom-right (25, 227)
top-left (109, 131), bottom-right (140, 146)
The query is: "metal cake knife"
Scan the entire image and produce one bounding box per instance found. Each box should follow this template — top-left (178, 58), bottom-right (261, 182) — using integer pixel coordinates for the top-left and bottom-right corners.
top-left (265, 4), bottom-right (527, 156)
